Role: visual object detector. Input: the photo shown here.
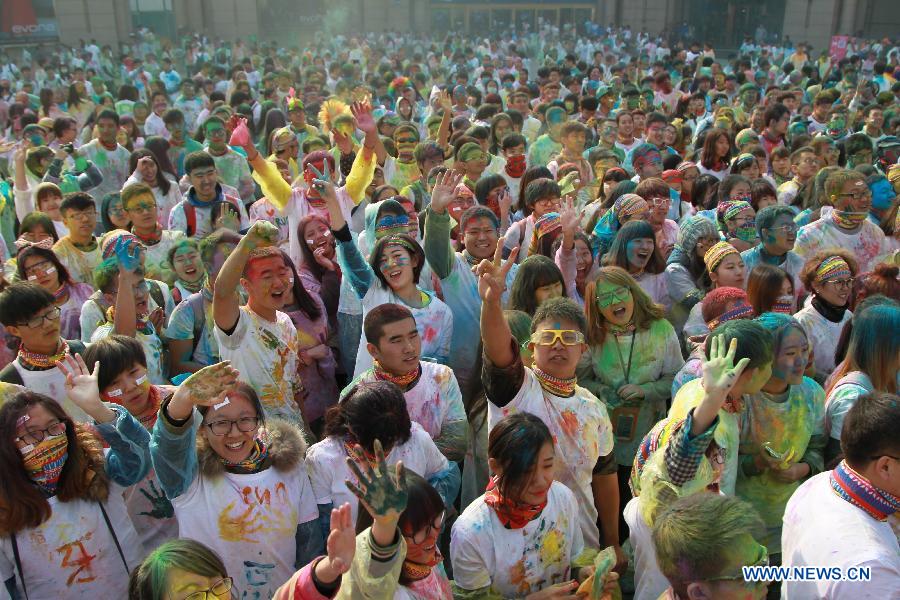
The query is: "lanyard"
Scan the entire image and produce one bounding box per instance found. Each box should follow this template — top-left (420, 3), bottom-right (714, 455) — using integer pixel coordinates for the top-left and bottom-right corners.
top-left (613, 332), bottom-right (636, 384)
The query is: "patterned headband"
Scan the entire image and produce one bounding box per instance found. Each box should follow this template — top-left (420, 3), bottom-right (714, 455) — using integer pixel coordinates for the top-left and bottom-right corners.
top-left (815, 255), bottom-right (851, 283)
top-left (707, 302), bottom-right (755, 330)
top-left (719, 199), bottom-right (752, 222)
top-left (704, 241), bottom-right (739, 272)
top-left (382, 235), bottom-right (418, 255)
top-left (614, 194), bottom-right (649, 219)
top-left (14, 237), bottom-right (54, 253)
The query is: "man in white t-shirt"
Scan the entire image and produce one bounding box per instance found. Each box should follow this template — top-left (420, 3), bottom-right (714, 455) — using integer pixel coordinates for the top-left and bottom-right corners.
top-left (781, 392), bottom-right (900, 599)
top-left (213, 220), bottom-right (305, 425)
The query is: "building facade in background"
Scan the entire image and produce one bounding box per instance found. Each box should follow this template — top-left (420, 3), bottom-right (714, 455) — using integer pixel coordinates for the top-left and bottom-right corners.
top-left (3, 0), bottom-right (897, 56)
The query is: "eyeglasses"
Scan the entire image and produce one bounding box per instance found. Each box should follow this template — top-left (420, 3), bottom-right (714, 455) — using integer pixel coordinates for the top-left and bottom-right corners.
top-left (824, 277), bottom-right (854, 290)
top-left (837, 191), bottom-right (871, 201)
top-left (16, 420), bottom-right (66, 446)
top-left (23, 260), bottom-right (54, 276)
top-left (798, 157), bottom-right (819, 166)
top-left (205, 416), bottom-right (259, 436)
top-left (529, 329), bottom-right (586, 346)
top-left (766, 224), bottom-right (797, 235)
top-left (404, 512), bottom-right (446, 544)
top-left (648, 196), bottom-right (670, 206)
top-left (596, 287), bottom-right (632, 308)
top-left (18, 305), bottom-right (61, 328)
top-left (108, 206), bottom-right (127, 218)
top-left (66, 210), bottom-right (97, 222)
top-left (173, 252), bottom-right (201, 266)
top-left (206, 128), bottom-right (227, 138)
top-left (182, 577), bottom-right (233, 600)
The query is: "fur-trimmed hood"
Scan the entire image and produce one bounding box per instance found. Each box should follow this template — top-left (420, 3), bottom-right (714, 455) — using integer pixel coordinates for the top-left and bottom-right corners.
top-left (196, 419), bottom-right (308, 479)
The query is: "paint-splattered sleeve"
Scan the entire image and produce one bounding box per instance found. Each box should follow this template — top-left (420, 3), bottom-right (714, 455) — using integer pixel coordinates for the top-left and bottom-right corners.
top-left (251, 157), bottom-right (293, 211)
top-left (342, 148), bottom-right (377, 205)
top-left (481, 340), bottom-right (526, 409)
top-left (800, 381), bottom-right (827, 477)
top-left (95, 403), bottom-right (152, 487)
top-left (423, 208), bottom-right (454, 279)
top-left (334, 225), bottom-right (374, 299)
top-left (434, 369), bottom-right (468, 462)
top-left (149, 399), bottom-right (201, 500)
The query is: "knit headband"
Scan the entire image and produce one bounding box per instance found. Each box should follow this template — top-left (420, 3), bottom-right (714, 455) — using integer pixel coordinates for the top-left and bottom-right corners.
top-left (704, 241), bottom-right (739, 272)
top-left (383, 235), bottom-right (418, 255)
top-left (719, 200), bottom-right (752, 222)
top-left (706, 302), bottom-right (755, 330)
top-left (614, 194), bottom-right (649, 219)
top-left (815, 255), bottom-right (851, 283)
top-left (533, 212), bottom-right (561, 238)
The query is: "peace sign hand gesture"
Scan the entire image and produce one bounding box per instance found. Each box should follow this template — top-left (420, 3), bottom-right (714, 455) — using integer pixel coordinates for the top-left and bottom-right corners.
top-left (476, 236), bottom-right (519, 304)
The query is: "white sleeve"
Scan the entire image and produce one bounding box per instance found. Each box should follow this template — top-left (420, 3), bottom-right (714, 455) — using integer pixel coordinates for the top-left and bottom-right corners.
top-left (449, 514), bottom-right (494, 591)
top-left (214, 308), bottom-right (249, 350)
top-left (417, 426), bottom-right (450, 478)
top-left (305, 445), bottom-right (337, 505)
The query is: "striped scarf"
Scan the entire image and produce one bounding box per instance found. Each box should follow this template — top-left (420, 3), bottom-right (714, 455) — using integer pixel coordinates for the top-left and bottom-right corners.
top-left (830, 460), bottom-right (900, 521)
top-left (222, 438), bottom-right (269, 474)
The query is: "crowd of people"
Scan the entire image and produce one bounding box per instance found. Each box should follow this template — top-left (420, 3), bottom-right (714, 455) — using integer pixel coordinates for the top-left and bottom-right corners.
top-left (0, 19), bottom-right (898, 600)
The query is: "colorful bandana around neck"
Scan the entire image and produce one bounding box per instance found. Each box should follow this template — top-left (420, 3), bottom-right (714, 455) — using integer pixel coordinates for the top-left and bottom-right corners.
top-left (484, 476), bottom-right (547, 529)
top-left (830, 460), bottom-right (900, 521)
top-left (814, 255), bottom-right (851, 284)
top-left (831, 208), bottom-right (868, 230)
top-left (402, 549), bottom-right (443, 583)
top-left (18, 339), bottom-right (69, 370)
top-left (533, 365), bottom-right (577, 397)
top-left (22, 433), bottom-right (68, 496)
top-left (374, 360), bottom-right (421, 389)
top-left (222, 438), bottom-right (269, 474)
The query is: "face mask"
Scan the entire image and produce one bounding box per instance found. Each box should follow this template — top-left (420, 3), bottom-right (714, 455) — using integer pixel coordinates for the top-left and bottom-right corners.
top-left (733, 223), bottom-right (758, 243)
top-left (773, 295), bottom-right (794, 314)
top-left (832, 209), bottom-right (869, 229)
top-left (505, 154), bottom-right (526, 178)
top-left (22, 433), bottom-right (68, 496)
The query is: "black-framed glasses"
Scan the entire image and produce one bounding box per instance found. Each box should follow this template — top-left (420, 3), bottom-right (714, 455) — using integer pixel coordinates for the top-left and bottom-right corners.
top-left (182, 577), bottom-right (233, 600)
top-left (18, 305), bottom-right (61, 329)
top-left (205, 416), bottom-right (259, 436)
top-left (404, 511), bottom-right (445, 544)
top-left (824, 277), bottom-right (854, 290)
top-left (17, 420), bottom-right (66, 445)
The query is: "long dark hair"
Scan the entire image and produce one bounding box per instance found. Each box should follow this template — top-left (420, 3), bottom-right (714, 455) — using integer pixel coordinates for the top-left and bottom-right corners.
top-left (129, 148), bottom-right (172, 195)
top-left (0, 392), bottom-right (109, 534)
top-left (509, 255), bottom-right (566, 316)
top-left (280, 251), bottom-right (322, 322)
top-left (604, 220), bottom-right (665, 275)
top-left (142, 136), bottom-right (178, 179)
top-left (16, 246), bottom-right (74, 287)
top-left (700, 128), bottom-right (731, 170)
top-left (324, 381), bottom-right (412, 453)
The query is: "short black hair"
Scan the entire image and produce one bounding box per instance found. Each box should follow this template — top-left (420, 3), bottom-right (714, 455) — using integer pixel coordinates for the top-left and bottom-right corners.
top-left (184, 151), bottom-right (216, 175)
top-left (704, 319), bottom-right (774, 371)
top-left (163, 108), bottom-right (185, 125)
top-left (524, 178), bottom-right (560, 209)
top-left (96, 108), bottom-right (120, 125)
top-left (0, 282), bottom-right (55, 326)
top-left (59, 191), bottom-right (96, 215)
top-left (82, 335), bottom-right (147, 392)
top-left (363, 303), bottom-right (415, 345)
top-left (501, 133), bottom-right (526, 150)
top-left (764, 103), bottom-right (790, 128)
top-left (531, 296), bottom-right (586, 334)
top-left (841, 392), bottom-right (900, 469)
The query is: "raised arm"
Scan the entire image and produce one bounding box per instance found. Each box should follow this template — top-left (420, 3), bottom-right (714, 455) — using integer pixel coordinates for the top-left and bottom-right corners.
top-left (350, 100), bottom-right (387, 166)
top-left (478, 239), bottom-right (520, 369)
top-left (112, 237), bottom-right (143, 337)
top-left (423, 170), bottom-right (464, 279)
top-left (230, 115), bottom-right (292, 210)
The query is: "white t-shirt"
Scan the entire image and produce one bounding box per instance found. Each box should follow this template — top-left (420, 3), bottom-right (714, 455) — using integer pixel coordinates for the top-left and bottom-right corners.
top-left (487, 368), bottom-right (615, 547)
top-left (173, 463), bottom-right (318, 598)
top-left (781, 471), bottom-right (900, 599)
top-left (0, 486), bottom-right (144, 599)
top-left (451, 482), bottom-right (585, 597)
top-left (214, 306), bottom-right (303, 423)
top-left (623, 497), bottom-right (669, 600)
top-left (10, 359), bottom-right (89, 422)
top-left (794, 305), bottom-right (852, 377)
top-left (306, 422), bottom-right (449, 522)
top-left (122, 469), bottom-right (179, 551)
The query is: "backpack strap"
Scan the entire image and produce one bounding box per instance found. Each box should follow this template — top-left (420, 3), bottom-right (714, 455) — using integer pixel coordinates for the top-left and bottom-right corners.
top-left (97, 500), bottom-right (129, 575)
top-left (10, 532), bottom-right (28, 600)
top-left (187, 292), bottom-right (206, 354)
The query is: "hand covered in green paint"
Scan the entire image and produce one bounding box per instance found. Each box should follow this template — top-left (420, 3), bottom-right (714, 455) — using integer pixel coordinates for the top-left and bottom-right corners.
top-left (700, 336), bottom-right (750, 403)
top-left (242, 220), bottom-right (280, 250)
top-left (345, 439), bottom-right (408, 524)
top-left (169, 361), bottom-right (240, 419)
top-left (428, 169), bottom-right (463, 215)
top-left (138, 479), bottom-right (174, 519)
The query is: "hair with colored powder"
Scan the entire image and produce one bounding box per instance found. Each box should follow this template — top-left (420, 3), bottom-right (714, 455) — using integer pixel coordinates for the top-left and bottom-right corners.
top-left (584, 266), bottom-right (666, 345)
top-left (326, 381), bottom-right (412, 453)
top-left (829, 304), bottom-right (900, 395)
top-left (509, 255), bottom-right (567, 316)
top-left (652, 493), bottom-right (764, 598)
top-left (704, 319), bottom-right (774, 371)
top-left (128, 538), bottom-right (228, 600)
top-left (488, 412), bottom-right (554, 500)
top-left (700, 287), bottom-right (750, 326)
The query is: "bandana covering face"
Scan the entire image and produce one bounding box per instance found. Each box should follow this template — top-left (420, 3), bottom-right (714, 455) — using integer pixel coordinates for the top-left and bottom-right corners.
top-left (484, 476), bottom-right (547, 529)
top-left (772, 295), bottom-right (794, 314)
top-left (830, 460), bottom-right (900, 521)
top-left (22, 433), bottom-right (68, 496)
top-left (704, 241), bottom-right (739, 273)
top-left (505, 154), bottom-right (526, 178)
top-left (831, 208), bottom-right (869, 229)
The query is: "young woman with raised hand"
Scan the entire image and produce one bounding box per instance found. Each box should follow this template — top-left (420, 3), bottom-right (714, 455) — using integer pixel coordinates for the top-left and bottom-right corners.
top-left (0, 354), bottom-right (152, 598)
top-left (150, 364), bottom-right (324, 598)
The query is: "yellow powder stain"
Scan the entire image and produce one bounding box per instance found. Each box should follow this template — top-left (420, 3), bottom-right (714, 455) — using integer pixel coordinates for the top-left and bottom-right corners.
top-left (540, 528), bottom-right (565, 566)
